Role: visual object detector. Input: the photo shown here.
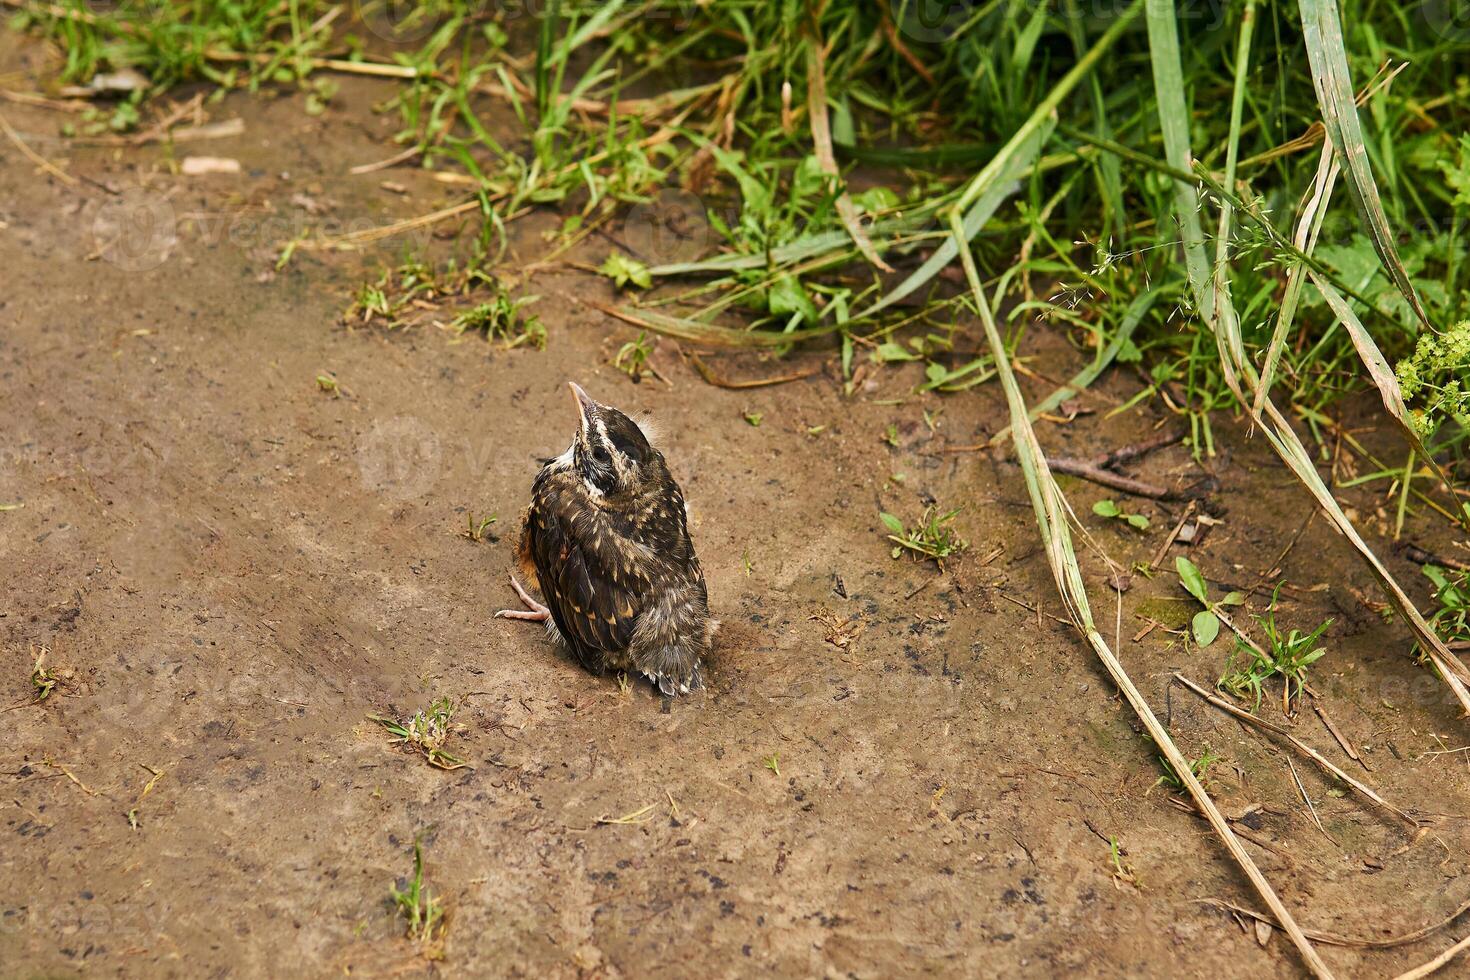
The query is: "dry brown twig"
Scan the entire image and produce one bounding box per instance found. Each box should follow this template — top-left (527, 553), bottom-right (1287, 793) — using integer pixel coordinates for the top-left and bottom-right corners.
top-left (1172, 673), bottom-right (1419, 829)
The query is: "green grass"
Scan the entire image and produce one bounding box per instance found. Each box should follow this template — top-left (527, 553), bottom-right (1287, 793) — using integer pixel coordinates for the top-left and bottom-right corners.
top-left (1154, 747), bottom-right (1223, 793)
top-left (1218, 585), bottom-right (1332, 713)
top-left (390, 837), bottom-right (446, 949)
top-left (22, 1), bottom-right (1468, 488)
top-left (880, 505), bottom-right (967, 564)
top-left (370, 697), bottom-right (468, 770)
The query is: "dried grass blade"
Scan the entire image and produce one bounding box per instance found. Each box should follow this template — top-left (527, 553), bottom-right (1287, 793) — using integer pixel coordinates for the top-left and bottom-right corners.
top-left (1297, 0), bottom-right (1433, 333)
top-left (806, 34), bottom-right (891, 272)
top-left (1255, 141), bottom-right (1339, 413)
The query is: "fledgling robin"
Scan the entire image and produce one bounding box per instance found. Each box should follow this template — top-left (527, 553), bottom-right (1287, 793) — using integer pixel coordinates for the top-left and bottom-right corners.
top-left (496, 382), bottom-right (715, 695)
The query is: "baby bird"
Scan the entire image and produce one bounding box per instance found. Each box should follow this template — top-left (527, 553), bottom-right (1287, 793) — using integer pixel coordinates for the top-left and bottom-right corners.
top-left (496, 383), bottom-right (715, 695)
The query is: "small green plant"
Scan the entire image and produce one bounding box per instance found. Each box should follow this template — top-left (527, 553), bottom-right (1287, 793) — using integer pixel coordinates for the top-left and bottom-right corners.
top-left (370, 698), bottom-right (467, 770)
top-left (451, 289), bottom-right (545, 350)
top-left (1154, 747), bottom-right (1222, 792)
top-left (882, 423), bottom-right (900, 448)
top-left (1175, 556), bottom-right (1244, 647)
top-left (1092, 499), bottom-right (1149, 531)
top-left (743, 411), bottom-right (763, 427)
top-left (390, 838), bottom-right (445, 947)
top-left (881, 507), bottom-right (968, 564)
top-left (30, 646), bottom-right (57, 702)
top-left (600, 253), bottom-right (651, 290)
top-left (461, 513), bottom-right (497, 543)
top-left (613, 331), bottom-right (654, 380)
top-left (1218, 586), bottom-right (1331, 713)
top-left (316, 373), bottom-right (341, 397)
top-left (763, 753), bottom-right (781, 776)
top-left (1108, 836), bottom-right (1140, 889)
top-left (347, 280), bottom-right (395, 325)
top-left (1420, 565), bottom-right (1470, 654)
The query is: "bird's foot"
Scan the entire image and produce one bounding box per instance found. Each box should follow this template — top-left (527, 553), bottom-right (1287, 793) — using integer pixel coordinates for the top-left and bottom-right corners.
top-left (495, 574), bottom-right (550, 622)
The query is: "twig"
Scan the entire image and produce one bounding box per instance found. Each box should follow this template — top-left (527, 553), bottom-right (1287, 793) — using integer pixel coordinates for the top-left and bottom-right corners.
top-left (1394, 934), bottom-right (1470, 980)
top-left (349, 145), bottom-right (423, 175)
top-left (1401, 544), bottom-right (1470, 573)
top-left (1288, 756), bottom-right (1337, 845)
top-left (1046, 456), bottom-right (1181, 500)
top-left (1147, 500), bottom-right (1197, 570)
top-left (1172, 673), bottom-right (1419, 829)
top-left (686, 352), bottom-right (820, 389)
top-left (1202, 898), bottom-right (1470, 949)
top-left (0, 89), bottom-right (87, 112)
top-left (1093, 430), bottom-right (1186, 470)
top-left (1311, 700), bottom-right (1368, 771)
top-left (0, 113), bottom-right (77, 186)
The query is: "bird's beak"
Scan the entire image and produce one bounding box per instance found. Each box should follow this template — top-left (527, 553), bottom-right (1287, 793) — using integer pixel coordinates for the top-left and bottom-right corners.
top-left (568, 382), bottom-right (597, 432)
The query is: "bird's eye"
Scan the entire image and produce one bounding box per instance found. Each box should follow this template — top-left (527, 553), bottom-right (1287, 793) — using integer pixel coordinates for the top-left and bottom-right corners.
top-left (591, 445), bottom-right (611, 465)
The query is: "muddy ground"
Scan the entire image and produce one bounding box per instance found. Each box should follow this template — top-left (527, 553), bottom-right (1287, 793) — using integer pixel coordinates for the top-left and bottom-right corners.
top-left (2, 28), bottom-right (1469, 980)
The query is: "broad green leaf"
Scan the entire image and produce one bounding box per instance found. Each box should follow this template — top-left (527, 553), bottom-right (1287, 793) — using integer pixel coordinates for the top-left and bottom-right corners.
top-left (1192, 610), bottom-right (1221, 647)
top-left (880, 512), bottom-right (904, 535)
top-left (1176, 556), bottom-right (1209, 604)
top-left (1093, 500), bottom-right (1121, 518)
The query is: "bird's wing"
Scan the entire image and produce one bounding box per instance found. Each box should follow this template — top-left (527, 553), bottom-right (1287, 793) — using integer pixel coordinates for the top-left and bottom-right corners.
top-left (528, 501), bottom-right (645, 660)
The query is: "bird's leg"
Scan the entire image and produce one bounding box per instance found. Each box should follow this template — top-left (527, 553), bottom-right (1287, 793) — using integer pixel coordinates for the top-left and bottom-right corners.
top-left (494, 574), bottom-right (550, 621)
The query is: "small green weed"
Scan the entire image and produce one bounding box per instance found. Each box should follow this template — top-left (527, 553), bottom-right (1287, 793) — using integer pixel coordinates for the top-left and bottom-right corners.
top-left (1218, 586), bottom-right (1331, 713)
top-left (461, 513), bottom-right (497, 543)
top-left (370, 698), bottom-right (467, 770)
top-left (1092, 499), bottom-right (1149, 531)
top-left (600, 253), bottom-right (652, 291)
top-left (1108, 836), bottom-right (1140, 889)
top-left (881, 507), bottom-right (967, 564)
top-left (1418, 565), bottom-right (1470, 656)
top-left (1154, 747), bottom-right (1222, 793)
top-left (1175, 556), bottom-right (1244, 647)
top-left (390, 837), bottom-right (446, 949)
top-left (613, 331), bottom-right (654, 381)
top-left (451, 289), bottom-right (545, 350)
top-left (763, 753), bottom-right (781, 776)
top-left (30, 646), bottom-right (57, 702)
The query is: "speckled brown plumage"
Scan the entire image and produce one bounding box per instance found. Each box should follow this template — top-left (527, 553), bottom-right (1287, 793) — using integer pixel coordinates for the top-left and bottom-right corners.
top-left (497, 383), bottom-right (714, 695)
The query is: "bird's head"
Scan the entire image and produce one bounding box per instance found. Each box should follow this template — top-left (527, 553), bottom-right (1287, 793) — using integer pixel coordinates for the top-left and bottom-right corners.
top-left (567, 382), bottom-right (661, 499)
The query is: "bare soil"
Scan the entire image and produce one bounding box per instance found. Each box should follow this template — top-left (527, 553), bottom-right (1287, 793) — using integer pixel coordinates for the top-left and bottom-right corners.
top-left (2, 31), bottom-right (1468, 980)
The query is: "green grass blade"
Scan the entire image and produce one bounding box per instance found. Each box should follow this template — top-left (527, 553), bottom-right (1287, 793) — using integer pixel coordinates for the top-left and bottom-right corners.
top-left (596, 303), bottom-right (841, 348)
top-left (850, 118), bottom-right (1052, 322)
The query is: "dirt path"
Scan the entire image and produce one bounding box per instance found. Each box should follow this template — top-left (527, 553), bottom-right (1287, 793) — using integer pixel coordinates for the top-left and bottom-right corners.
top-left (3, 35), bottom-right (1468, 980)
